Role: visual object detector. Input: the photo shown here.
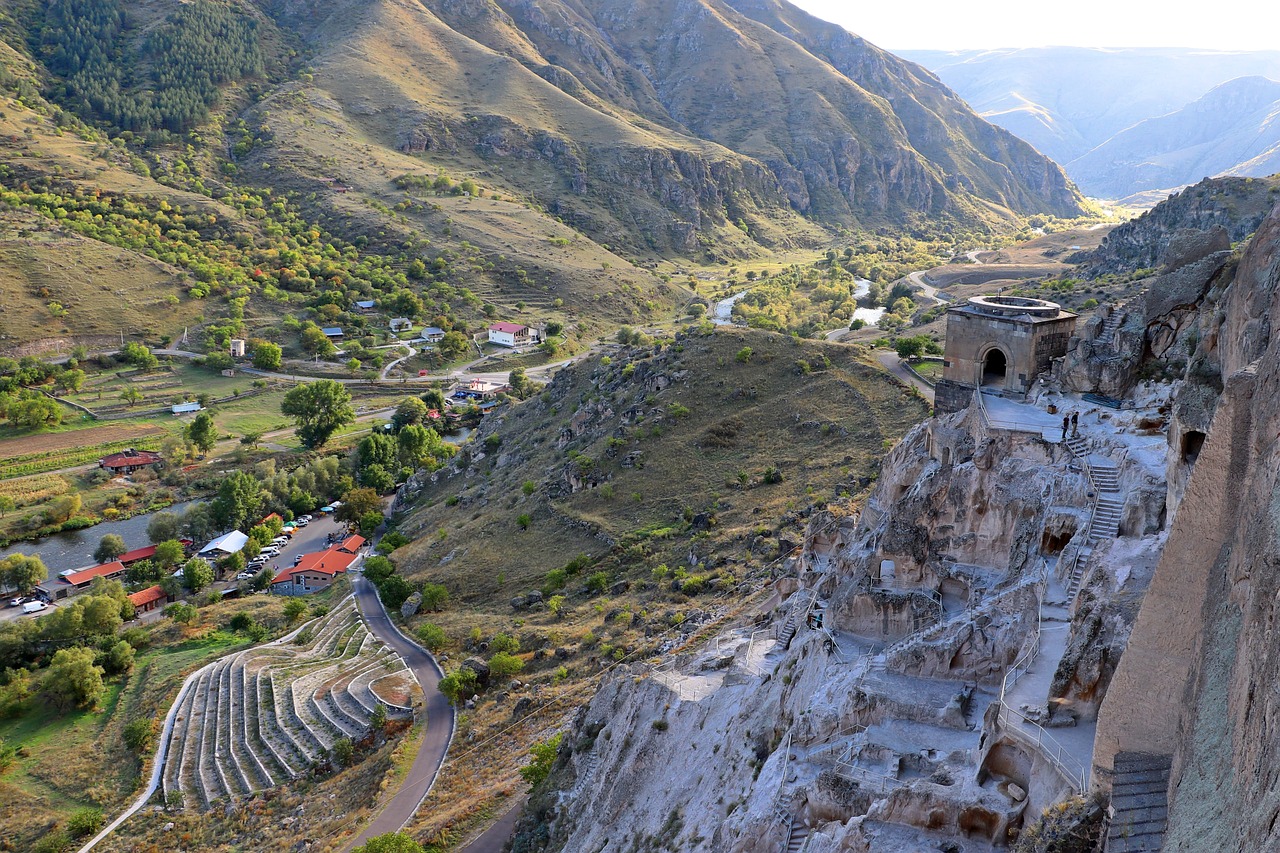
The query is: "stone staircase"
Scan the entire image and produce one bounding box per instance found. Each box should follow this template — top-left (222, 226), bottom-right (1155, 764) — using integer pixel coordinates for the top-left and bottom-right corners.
top-left (1063, 435), bottom-right (1124, 602)
top-left (776, 590), bottom-right (816, 650)
top-left (782, 814), bottom-right (810, 853)
top-left (1104, 753), bottom-right (1171, 852)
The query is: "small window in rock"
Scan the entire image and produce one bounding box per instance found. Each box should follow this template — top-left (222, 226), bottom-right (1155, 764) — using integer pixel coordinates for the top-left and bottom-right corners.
top-left (1182, 431), bottom-right (1206, 464)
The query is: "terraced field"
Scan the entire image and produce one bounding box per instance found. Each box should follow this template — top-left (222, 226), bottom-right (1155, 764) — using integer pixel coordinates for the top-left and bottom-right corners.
top-left (159, 598), bottom-right (415, 810)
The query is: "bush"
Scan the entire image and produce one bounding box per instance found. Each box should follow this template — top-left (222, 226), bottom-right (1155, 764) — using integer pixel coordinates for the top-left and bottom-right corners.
top-left (420, 582), bottom-right (449, 611)
top-left (331, 736), bottom-right (355, 767)
top-left (283, 598), bottom-right (308, 624)
top-left (735, 346), bottom-right (753, 363)
top-left (375, 575), bottom-right (414, 609)
top-left (586, 571), bottom-right (610, 594)
top-left (67, 806), bottom-right (104, 838)
top-left (415, 622), bottom-right (447, 652)
top-left (363, 556), bottom-right (395, 582)
top-left (519, 732), bottom-right (563, 789)
top-left (438, 667), bottom-right (479, 705)
top-left (488, 652), bottom-right (524, 680)
top-left (123, 717), bottom-right (154, 753)
top-left (489, 633), bottom-right (520, 655)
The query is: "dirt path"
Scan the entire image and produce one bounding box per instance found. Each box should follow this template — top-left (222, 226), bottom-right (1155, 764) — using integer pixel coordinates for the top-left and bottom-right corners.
top-left (344, 574), bottom-right (455, 850)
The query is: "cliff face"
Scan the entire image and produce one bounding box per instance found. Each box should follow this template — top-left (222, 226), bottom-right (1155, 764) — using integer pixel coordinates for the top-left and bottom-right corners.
top-left (1076, 175), bottom-right (1280, 277)
top-left (1097, 201), bottom-right (1280, 850)
top-left (512, 392), bottom-right (1168, 851)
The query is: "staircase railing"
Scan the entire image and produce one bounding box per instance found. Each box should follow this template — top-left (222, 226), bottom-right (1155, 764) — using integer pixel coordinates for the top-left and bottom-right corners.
top-left (995, 568), bottom-right (1089, 793)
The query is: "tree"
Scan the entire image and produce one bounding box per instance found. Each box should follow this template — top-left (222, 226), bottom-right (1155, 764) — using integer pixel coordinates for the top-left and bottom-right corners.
top-left (181, 558), bottom-right (214, 593)
top-left (420, 583), bottom-right (449, 611)
top-left (120, 387), bottom-right (144, 407)
top-left (9, 396), bottom-right (62, 428)
top-left (437, 667), bottom-right (479, 706)
top-left (281, 380), bottom-right (355, 448)
top-left (153, 540), bottom-right (185, 570)
top-left (353, 834), bottom-right (425, 853)
top-left (438, 330), bottom-right (469, 359)
top-left (397, 425), bottom-right (452, 471)
top-left (186, 411), bottom-right (218, 454)
top-left (359, 510), bottom-right (385, 535)
top-left (147, 512), bottom-right (181, 544)
top-left (331, 735), bottom-right (355, 767)
top-left (104, 640), bottom-right (135, 675)
top-left (283, 598), bottom-right (308, 624)
top-left (211, 471), bottom-right (263, 531)
top-left (893, 334), bottom-right (939, 360)
top-left (55, 368), bottom-right (85, 394)
top-left (336, 487), bottom-right (382, 525)
top-left (121, 342), bottom-right (159, 371)
top-left (43, 647), bottom-right (105, 711)
top-left (252, 341), bottom-right (282, 371)
top-left (301, 325), bottom-right (337, 357)
top-left (240, 430), bottom-right (265, 449)
top-left (0, 496), bottom-right (14, 517)
top-left (0, 553), bottom-right (47, 594)
top-left (164, 602), bottom-right (199, 625)
top-left (374, 575), bottom-right (413, 609)
top-left (519, 732), bottom-right (563, 789)
top-left (94, 534), bottom-right (127, 564)
top-left (391, 397), bottom-right (428, 430)
top-left (420, 388), bottom-right (447, 413)
top-left (159, 434), bottom-right (189, 467)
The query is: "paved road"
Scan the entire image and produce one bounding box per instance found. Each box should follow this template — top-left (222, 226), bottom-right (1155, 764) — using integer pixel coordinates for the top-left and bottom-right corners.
top-left (875, 350), bottom-right (935, 404)
top-left (460, 798), bottom-right (526, 853)
top-left (345, 574), bottom-right (455, 850)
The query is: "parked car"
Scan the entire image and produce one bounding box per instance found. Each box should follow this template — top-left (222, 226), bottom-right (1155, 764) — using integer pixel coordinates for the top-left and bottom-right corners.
top-left (22, 601), bottom-right (48, 614)
top-left (293, 555), bottom-right (304, 566)
top-left (8, 596), bottom-right (27, 608)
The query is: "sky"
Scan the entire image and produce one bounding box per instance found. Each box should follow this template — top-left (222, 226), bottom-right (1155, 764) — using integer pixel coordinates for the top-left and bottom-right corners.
top-left (788, 0), bottom-right (1280, 52)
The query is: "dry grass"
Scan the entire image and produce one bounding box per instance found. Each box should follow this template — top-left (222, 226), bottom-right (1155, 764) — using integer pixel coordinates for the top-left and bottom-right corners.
top-left (381, 326), bottom-right (927, 844)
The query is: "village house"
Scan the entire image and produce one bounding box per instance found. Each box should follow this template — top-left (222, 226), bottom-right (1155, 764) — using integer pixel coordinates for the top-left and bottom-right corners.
top-left (418, 326), bottom-right (446, 343)
top-left (269, 535), bottom-right (366, 596)
top-left (353, 300), bottom-right (377, 313)
top-left (452, 377), bottom-right (511, 401)
top-left (390, 318), bottom-right (413, 333)
top-left (127, 585), bottom-right (169, 615)
top-left (199, 530), bottom-right (249, 559)
top-left (116, 540), bottom-right (193, 567)
top-left (99, 448), bottom-right (163, 475)
top-left (229, 339), bottom-right (246, 357)
top-left (487, 322), bottom-right (531, 347)
top-left (321, 327), bottom-right (345, 340)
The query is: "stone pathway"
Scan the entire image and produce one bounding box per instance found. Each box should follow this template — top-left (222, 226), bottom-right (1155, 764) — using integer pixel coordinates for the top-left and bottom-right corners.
top-left (999, 578), bottom-right (1095, 791)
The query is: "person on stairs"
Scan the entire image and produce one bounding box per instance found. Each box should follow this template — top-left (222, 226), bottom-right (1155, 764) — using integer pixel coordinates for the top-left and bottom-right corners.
top-left (1071, 411), bottom-right (1079, 437)
top-left (1062, 415), bottom-right (1069, 441)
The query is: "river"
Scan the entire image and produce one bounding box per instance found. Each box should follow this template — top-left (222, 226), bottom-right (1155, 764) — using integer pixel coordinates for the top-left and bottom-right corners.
top-left (0, 500), bottom-right (203, 574)
top-left (714, 279), bottom-right (885, 329)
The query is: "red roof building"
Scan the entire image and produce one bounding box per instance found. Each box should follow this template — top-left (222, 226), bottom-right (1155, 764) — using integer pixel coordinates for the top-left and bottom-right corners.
top-left (487, 322), bottom-right (531, 347)
top-left (127, 585), bottom-right (169, 614)
top-left (61, 561), bottom-right (126, 588)
top-left (99, 448), bottom-right (163, 473)
top-left (270, 543), bottom-right (361, 596)
top-left (115, 539), bottom-right (193, 566)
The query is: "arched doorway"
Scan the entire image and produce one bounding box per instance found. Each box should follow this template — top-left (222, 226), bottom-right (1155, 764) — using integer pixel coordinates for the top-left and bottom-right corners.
top-left (981, 348), bottom-right (1007, 387)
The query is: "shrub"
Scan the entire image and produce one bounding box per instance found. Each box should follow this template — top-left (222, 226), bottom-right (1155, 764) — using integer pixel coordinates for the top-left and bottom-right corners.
top-left (438, 667), bottom-right (479, 705)
top-left (522, 480), bottom-right (536, 496)
top-left (490, 633), bottom-right (520, 655)
top-left (123, 718), bottom-right (154, 753)
top-left (67, 807), bottom-right (104, 838)
top-left (420, 582), bottom-right (449, 611)
top-left (735, 346), bottom-right (752, 363)
top-left (283, 598), bottom-right (308, 624)
top-left (331, 737), bottom-right (355, 767)
top-left (519, 732), bottom-right (563, 789)
top-left (415, 622), bottom-right (447, 652)
top-left (586, 571), bottom-right (610, 594)
top-left (488, 652), bottom-right (524, 680)
top-left (363, 556), bottom-right (395, 583)
top-left (517, 513), bottom-right (532, 530)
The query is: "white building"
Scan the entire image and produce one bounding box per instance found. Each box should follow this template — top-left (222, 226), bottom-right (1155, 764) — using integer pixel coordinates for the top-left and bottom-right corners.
top-left (487, 322), bottom-right (531, 347)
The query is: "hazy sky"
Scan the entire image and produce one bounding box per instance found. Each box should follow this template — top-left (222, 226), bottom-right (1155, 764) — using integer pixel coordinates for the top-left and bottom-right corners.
top-left (788, 0), bottom-right (1280, 51)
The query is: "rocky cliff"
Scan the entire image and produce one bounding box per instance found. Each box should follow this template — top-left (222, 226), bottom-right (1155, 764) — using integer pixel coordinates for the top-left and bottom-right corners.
top-left (511, 383), bottom-right (1170, 851)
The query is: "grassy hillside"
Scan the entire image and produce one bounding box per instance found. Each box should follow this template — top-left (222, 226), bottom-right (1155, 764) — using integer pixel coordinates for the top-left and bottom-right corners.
top-left (381, 326), bottom-right (929, 839)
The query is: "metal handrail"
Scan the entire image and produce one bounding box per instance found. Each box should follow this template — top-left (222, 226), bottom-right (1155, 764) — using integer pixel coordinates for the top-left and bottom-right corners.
top-left (994, 569), bottom-right (1089, 792)
top-left (833, 760), bottom-right (899, 794)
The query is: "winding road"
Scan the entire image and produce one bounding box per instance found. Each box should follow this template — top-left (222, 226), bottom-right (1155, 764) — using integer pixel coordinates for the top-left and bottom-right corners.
top-left (344, 573), bottom-right (456, 850)
top-left (875, 350), bottom-right (935, 403)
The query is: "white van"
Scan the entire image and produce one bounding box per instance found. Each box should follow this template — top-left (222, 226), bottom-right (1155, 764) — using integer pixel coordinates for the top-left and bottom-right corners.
top-left (22, 600), bottom-right (48, 614)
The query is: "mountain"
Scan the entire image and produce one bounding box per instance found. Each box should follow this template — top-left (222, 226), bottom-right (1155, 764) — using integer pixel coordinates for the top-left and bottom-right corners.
top-left (901, 47), bottom-right (1280, 197)
top-left (0, 0), bottom-right (1083, 356)
top-left (1068, 76), bottom-right (1280, 201)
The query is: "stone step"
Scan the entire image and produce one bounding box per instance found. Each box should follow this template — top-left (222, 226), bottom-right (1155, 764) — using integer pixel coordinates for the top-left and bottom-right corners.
top-left (1115, 754), bottom-right (1175, 773)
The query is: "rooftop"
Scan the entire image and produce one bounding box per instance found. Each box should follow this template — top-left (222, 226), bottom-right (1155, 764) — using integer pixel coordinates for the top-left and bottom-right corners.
top-left (127, 585), bottom-right (167, 607)
top-left (488, 322), bottom-right (528, 334)
top-left (951, 295), bottom-right (1076, 323)
top-left (61, 561), bottom-right (126, 587)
